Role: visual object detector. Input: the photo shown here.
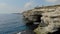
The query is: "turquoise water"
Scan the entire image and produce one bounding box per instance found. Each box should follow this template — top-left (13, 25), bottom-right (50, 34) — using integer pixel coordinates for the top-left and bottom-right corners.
top-left (0, 14), bottom-right (28, 34)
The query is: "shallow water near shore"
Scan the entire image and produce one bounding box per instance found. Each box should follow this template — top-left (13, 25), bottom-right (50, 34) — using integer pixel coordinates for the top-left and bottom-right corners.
top-left (0, 13), bottom-right (29, 34)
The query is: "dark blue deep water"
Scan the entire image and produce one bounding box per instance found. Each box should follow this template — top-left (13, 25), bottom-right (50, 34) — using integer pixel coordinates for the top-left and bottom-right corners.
top-left (0, 14), bottom-right (28, 34)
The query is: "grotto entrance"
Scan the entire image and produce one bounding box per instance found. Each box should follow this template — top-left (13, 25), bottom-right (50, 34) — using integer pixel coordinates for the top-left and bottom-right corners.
top-left (26, 13), bottom-right (42, 30)
top-left (33, 14), bottom-right (42, 22)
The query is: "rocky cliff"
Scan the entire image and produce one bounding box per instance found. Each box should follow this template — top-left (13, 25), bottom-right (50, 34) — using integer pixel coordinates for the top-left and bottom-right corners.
top-left (23, 5), bottom-right (60, 34)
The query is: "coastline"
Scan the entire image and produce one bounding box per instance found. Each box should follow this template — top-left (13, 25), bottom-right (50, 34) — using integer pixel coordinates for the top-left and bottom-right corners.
top-left (22, 4), bottom-right (60, 34)
top-left (17, 30), bottom-right (36, 34)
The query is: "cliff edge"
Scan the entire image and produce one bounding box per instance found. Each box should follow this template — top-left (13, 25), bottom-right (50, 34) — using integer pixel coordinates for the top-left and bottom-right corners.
top-left (23, 5), bottom-right (60, 34)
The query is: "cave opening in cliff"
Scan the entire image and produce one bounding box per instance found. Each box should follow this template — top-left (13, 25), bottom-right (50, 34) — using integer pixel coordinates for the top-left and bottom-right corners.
top-left (36, 14), bottom-right (42, 22)
top-left (31, 11), bottom-right (42, 22)
top-left (32, 14), bottom-right (42, 22)
top-left (26, 14), bottom-right (42, 30)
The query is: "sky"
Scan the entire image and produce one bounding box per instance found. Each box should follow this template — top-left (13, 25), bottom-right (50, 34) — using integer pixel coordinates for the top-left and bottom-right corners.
top-left (0, 0), bottom-right (60, 13)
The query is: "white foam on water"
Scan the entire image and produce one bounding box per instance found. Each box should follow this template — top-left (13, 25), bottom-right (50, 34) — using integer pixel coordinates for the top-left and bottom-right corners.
top-left (17, 32), bottom-right (21, 34)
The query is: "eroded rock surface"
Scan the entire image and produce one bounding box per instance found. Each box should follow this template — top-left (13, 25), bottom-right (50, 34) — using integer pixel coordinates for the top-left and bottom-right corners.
top-left (23, 5), bottom-right (60, 34)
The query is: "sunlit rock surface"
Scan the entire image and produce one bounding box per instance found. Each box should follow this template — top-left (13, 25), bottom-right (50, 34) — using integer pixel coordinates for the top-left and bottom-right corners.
top-left (22, 5), bottom-right (60, 34)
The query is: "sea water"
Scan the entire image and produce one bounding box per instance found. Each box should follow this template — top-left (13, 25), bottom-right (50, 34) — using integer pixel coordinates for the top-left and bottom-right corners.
top-left (0, 13), bottom-right (28, 34)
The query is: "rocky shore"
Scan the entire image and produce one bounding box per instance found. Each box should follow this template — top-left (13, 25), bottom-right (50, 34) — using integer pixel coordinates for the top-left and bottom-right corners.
top-left (18, 5), bottom-right (60, 34)
top-left (17, 30), bottom-right (36, 34)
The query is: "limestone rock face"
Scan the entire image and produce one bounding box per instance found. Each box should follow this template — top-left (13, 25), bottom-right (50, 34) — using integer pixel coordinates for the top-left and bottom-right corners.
top-left (23, 5), bottom-right (60, 34)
